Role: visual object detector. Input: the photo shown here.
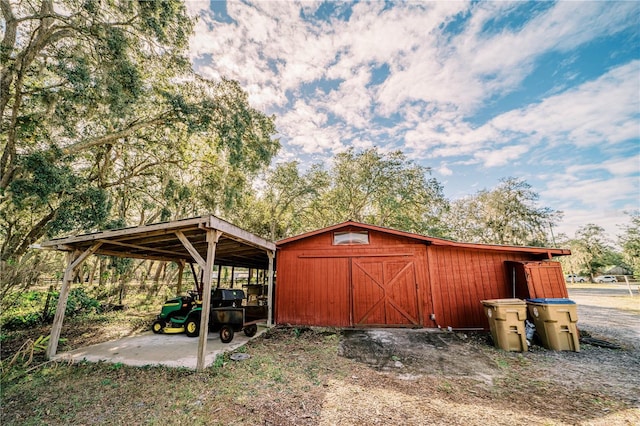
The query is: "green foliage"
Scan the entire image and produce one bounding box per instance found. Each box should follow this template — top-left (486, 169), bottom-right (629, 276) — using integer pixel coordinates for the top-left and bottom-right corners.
top-left (559, 224), bottom-right (616, 279)
top-left (0, 0), bottom-right (279, 296)
top-left (445, 177), bottom-right (561, 246)
top-left (0, 291), bottom-right (48, 330)
top-left (1, 288), bottom-right (100, 331)
top-left (319, 148), bottom-right (449, 235)
top-left (62, 288), bottom-right (101, 316)
top-left (245, 161), bottom-right (329, 240)
top-left (619, 211), bottom-right (640, 279)
top-left (1, 311), bottom-right (43, 331)
top-left (237, 148), bottom-right (449, 240)
top-left (211, 354), bottom-right (226, 371)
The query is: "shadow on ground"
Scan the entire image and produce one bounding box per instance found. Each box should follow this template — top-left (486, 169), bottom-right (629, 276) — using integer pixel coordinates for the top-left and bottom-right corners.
top-left (339, 328), bottom-right (500, 380)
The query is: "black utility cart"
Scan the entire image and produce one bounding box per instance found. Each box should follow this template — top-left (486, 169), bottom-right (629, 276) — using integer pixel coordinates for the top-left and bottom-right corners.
top-left (206, 289), bottom-right (268, 343)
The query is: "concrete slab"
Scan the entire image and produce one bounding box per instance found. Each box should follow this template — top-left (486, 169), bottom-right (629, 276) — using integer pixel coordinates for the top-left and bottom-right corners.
top-left (53, 326), bottom-right (267, 369)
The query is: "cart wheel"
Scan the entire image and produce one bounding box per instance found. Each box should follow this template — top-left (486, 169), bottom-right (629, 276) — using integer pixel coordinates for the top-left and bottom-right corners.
top-left (220, 325), bottom-right (234, 343)
top-left (185, 317), bottom-right (200, 337)
top-left (244, 324), bottom-right (258, 337)
top-left (152, 320), bottom-right (164, 334)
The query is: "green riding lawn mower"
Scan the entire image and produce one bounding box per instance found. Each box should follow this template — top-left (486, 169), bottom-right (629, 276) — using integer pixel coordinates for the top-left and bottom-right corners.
top-left (151, 289), bottom-right (266, 343)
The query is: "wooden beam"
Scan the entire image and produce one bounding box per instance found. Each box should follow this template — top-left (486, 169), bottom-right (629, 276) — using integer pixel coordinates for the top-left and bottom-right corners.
top-left (98, 239), bottom-right (185, 258)
top-left (39, 217), bottom-right (209, 247)
top-left (176, 231), bottom-right (206, 269)
top-left (197, 229), bottom-right (223, 372)
top-left (267, 250), bottom-right (274, 327)
top-left (207, 216), bottom-right (275, 251)
top-left (176, 260), bottom-right (185, 295)
top-left (46, 242), bottom-right (103, 359)
top-left (216, 264), bottom-right (222, 289)
top-left (90, 248), bottom-right (178, 263)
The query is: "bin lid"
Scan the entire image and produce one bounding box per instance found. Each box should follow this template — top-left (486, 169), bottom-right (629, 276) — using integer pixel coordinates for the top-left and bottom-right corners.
top-left (526, 298), bottom-right (575, 305)
top-left (481, 298), bottom-right (526, 306)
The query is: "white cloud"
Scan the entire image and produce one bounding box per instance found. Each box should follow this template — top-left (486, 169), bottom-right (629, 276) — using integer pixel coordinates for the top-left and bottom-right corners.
top-left (545, 176), bottom-right (638, 207)
top-left (490, 61), bottom-right (640, 147)
top-left (185, 1), bottom-right (639, 240)
top-left (437, 163), bottom-right (453, 176)
top-left (184, 1), bottom-right (209, 16)
top-left (401, 61), bottom-right (639, 168)
top-left (474, 144), bottom-right (530, 167)
top-left (567, 156), bottom-right (640, 178)
top-left (276, 100), bottom-right (348, 154)
top-left (377, 1), bottom-right (638, 114)
top-left (553, 208), bottom-right (632, 243)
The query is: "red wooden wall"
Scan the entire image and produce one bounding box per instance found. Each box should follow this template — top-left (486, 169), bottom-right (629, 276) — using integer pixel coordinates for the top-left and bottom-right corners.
top-left (276, 228), bottom-right (429, 327)
top-left (507, 261), bottom-right (568, 300)
top-left (276, 226), bottom-right (569, 330)
top-left (425, 247), bottom-right (531, 329)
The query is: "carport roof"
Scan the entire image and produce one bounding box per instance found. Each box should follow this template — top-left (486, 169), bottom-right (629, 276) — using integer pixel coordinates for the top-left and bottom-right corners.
top-left (38, 215), bottom-right (275, 269)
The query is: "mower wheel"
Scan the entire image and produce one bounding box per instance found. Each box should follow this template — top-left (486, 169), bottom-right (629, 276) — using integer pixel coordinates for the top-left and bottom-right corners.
top-left (219, 325), bottom-right (234, 343)
top-left (152, 320), bottom-right (165, 334)
top-left (244, 324), bottom-right (258, 337)
top-left (185, 317), bottom-right (200, 337)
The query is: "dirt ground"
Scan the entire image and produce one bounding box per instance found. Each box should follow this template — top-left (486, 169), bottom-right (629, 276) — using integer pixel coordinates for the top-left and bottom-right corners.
top-left (324, 287), bottom-right (640, 425)
top-left (2, 288), bottom-right (639, 425)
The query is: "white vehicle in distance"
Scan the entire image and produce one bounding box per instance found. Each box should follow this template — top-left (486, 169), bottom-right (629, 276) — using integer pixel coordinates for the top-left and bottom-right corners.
top-left (595, 275), bottom-right (618, 283)
top-left (565, 274), bottom-right (587, 283)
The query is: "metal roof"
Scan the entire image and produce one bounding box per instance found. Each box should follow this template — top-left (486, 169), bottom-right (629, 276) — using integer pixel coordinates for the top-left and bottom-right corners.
top-left (38, 215), bottom-right (275, 269)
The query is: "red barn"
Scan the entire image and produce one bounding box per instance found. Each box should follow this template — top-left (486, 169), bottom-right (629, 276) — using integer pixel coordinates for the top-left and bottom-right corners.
top-left (275, 221), bottom-right (571, 330)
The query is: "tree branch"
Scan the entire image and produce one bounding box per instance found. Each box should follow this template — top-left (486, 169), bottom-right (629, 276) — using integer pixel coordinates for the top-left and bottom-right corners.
top-left (60, 114), bottom-right (170, 156)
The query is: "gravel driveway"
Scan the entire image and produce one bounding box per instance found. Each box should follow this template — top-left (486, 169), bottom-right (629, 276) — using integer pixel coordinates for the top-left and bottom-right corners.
top-left (569, 291), bottom-right (640, 350)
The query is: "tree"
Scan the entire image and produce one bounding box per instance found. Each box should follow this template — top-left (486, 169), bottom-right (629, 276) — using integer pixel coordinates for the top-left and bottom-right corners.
top-left (560, 224), bottom-right (615, 280)
top-left (315, 148), bottom-right (449, 236)
top-left (619, 210), bottom-right (640, 279)
top-left (258, 162), bottom-right (328, 240)
top-left (0, 1), bottom-right (279, 295)
top-left (445, 178), bottom-right (561, 246)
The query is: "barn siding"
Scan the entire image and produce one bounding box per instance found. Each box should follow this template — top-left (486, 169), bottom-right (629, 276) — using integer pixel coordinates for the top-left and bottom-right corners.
top-left (276, 223), bottom-right (569, 330)
top-left (423, 246), bottom-right (532, 329)
top-left (275, 250), bottom-right (351, 326)
top-left (506, 261), bottom-right (568, 300)
top-left (275, 229), bottom-right (429, 327)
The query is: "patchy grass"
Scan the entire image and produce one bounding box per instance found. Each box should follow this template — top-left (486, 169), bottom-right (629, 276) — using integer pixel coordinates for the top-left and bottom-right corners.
top-left (1, 312), bottom-right (639, 425)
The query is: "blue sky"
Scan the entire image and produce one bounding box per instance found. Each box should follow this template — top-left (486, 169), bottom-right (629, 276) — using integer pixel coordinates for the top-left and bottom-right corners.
top-left (186, 1), bottom-right (640, 242)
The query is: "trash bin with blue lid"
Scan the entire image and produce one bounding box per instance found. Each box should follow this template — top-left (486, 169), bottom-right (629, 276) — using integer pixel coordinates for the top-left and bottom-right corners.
top-left (526, 298), bottom-right (580, 352)
top-left (481, 299), bottom-right (528, 352)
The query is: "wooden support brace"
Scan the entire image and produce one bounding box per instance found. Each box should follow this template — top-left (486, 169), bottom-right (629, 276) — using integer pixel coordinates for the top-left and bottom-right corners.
top-left (267, 250), bottom-right (275, 327)
top-left (46, 242), bottom-right (103, 359)
top-left (175, 231), bottom-right (206, 269)
top-left (196, 229), bottom-right (223, 372)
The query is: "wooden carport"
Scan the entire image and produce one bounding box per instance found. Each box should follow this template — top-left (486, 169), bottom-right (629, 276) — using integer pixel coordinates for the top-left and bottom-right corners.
top-left (37, 215), bottom-right (276, 371)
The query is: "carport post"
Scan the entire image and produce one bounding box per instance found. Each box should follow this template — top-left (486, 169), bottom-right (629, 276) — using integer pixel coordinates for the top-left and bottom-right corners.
top-left (197, 229), bottom-right (223, 371)
top-left (175, 260), bottom-right (185, 295)
top-left (46, 243), bottom-right (102, 359)
top-left (267, 250), bottom-right (274, 327)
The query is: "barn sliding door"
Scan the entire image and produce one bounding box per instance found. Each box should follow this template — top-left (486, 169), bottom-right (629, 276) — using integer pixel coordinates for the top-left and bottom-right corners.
top-left (351, 257), bottom-right (420, 326)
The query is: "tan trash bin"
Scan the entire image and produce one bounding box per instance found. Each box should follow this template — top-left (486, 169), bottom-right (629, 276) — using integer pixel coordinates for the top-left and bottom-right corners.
top-left (526, 298), bottom-right (580, 352)
top-left (481, 299), bottom-right (528, 352)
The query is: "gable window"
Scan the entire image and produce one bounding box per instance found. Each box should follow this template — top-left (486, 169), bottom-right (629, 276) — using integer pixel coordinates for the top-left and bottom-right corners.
top-left (333, 231), bottom-right (369, 245)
